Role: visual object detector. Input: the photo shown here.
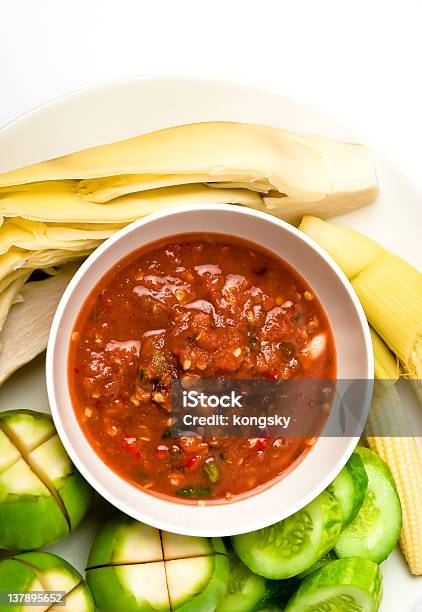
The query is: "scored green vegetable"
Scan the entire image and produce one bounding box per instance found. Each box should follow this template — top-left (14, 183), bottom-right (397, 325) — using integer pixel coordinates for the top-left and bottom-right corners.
top-left (285, 557), bottom-right (383, 612)
top-left (231, 490), bottom-right (343, 579)
top-left (87, 513), bottom-right (229, 611)
top-left (334, 447), bottom-right (402, 563)
top-left (0, 409), bottom-right (92, 550)
top-left (0, 551), bottom-right (94, 612)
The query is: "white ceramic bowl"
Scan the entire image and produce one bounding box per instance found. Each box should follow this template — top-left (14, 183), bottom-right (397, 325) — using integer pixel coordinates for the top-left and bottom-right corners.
top-left (47, 203), bottom-right (373, 536)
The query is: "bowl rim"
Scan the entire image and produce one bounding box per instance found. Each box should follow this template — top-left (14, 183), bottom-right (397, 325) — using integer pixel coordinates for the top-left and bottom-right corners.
top-left (46, 203), bottom-right (373, 536)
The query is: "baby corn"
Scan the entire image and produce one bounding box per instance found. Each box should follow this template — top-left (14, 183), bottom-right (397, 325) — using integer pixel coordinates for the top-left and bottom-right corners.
top-left (366, 382), bottom-right (422, 575)
top-left (299, 217), bottom-right (422, 574)
top-left (300, 216), bottom-right (422, 384)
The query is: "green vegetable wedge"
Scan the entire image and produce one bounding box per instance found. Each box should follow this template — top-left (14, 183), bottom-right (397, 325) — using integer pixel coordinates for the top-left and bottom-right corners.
top-left (0, 410), bottom-right (92, 550)
top-left (0, 551), bottom-right (94, 612)
top-left (87, 513), bottom-right (229, 611)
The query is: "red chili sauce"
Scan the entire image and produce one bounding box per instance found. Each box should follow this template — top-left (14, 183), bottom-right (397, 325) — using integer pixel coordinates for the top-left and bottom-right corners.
top-left (69, 234), bottom-right (336, 502)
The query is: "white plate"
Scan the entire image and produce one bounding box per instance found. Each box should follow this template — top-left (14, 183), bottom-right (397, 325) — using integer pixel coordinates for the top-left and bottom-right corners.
top-left (0, 77), bottom-right (421, 610)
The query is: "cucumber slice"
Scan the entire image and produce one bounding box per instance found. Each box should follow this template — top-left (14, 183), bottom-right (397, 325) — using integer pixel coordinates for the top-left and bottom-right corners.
top-left (285, 557), bottom-right (382, 611)
top-left (334, 447), bottom-right (402, 563)
top-left (166, 554), bottom-right (229, 611)
top-left (216, 551), bottom-right (266, 612)
top-left (328, 452), bottom-right (368, 525)
top-left (255, 578), bottom-right (298, 610)
top-left (296, 549), bottom-right (337, 579)
top-left (231, 490), bottom-right (343, 579)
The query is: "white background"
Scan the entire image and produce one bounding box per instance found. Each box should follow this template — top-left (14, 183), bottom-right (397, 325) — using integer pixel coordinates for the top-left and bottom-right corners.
top-left (2, 0), bottom-right (422, 195)
top-left (1, 0), bottom-right (422, 610)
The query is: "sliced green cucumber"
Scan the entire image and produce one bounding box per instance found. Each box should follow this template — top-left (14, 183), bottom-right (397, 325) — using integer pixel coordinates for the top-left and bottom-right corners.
top-left (232, 490), bottom-right (343, 579)
top-left (216, 551), bottom-right (266, 612)
top-left (328, 452), bottom-right (368, 525)
top-left (285, 557), bottom-right (382, 611)
top-left (255, 578), bottom-right (298, 610)
top-left (334, 447), bottom-right (402, 563)
top-left (297, 549), bottom-right (337, 579)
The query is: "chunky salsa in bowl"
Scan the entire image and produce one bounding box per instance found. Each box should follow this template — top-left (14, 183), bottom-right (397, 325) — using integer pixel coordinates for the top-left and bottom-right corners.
top-left (68, 231), bottom-right (336, 503)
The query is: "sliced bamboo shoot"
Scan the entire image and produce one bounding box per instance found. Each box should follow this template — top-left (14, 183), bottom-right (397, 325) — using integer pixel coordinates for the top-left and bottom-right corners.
top-left (0, 267), bottom-right (77, 385)
top-left (0, 182), bottom-right (262, 223)
top-left (0, 122), bottom-right (378, 220)
top-left (0, 270), bottom-right (30, 331)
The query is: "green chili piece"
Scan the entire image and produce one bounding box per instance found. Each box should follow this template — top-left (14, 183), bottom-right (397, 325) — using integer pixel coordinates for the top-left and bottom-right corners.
top-left (248, 337), bottom-right (260, 352)
top-left (279, 342), bottom-right (295, 357)
top-left (204, 457), bottom-right (220, 483)
top-left (176, 486), bottom-right (212, 498)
